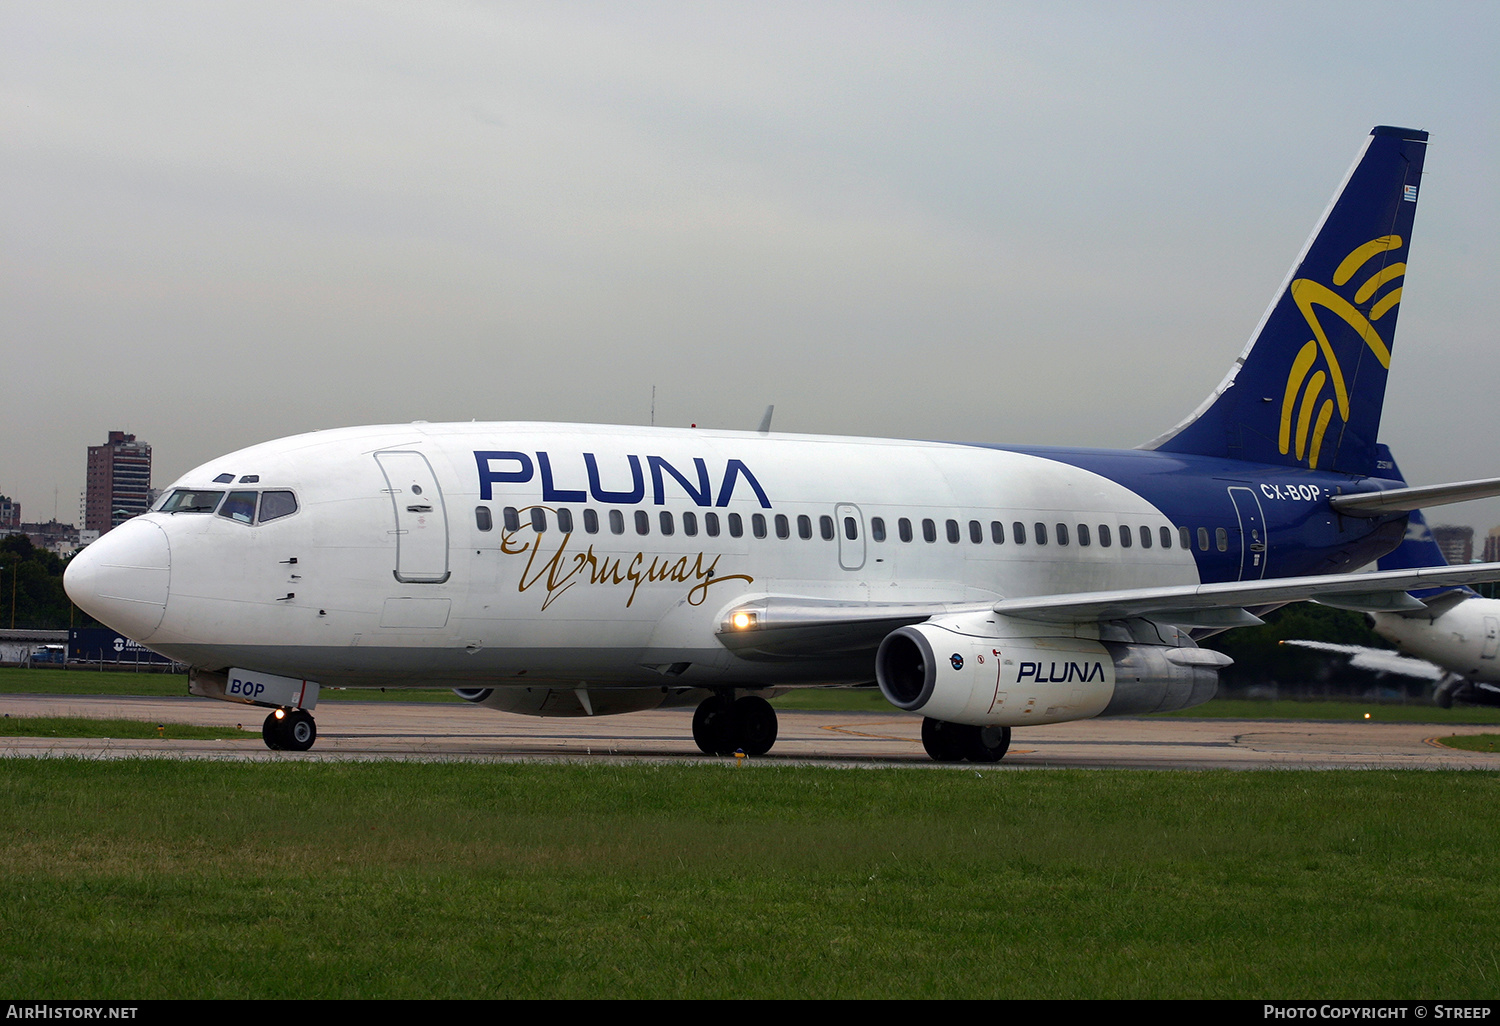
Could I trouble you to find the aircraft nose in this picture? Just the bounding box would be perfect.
[64,518,171,640]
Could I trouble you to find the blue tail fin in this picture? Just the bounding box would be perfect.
[1149,126,1428,476]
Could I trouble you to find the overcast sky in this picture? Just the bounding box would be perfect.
[4,2,1498,536]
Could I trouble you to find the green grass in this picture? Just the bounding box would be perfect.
[0,716,248,740]
[2,762,1498,999]
[1439,733,1500,753]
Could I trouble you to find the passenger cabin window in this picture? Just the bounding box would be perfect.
[728,513,743,538]
[1119,525,1132,548]
[820,515,835,541]
[682,511,698,536]
[1098,524,1111,547]
[475,506,493,532]
[945,519,960,544]
[1055,523,1068,546]
[1013,522,1026,545]
[898,518,913,543]
[1077,523,1090,546]
[609,510,625,535]
[503,507,521,532]
[557,508,574,533]
[775,514,790,539]
[752,514,767,539]
[1139,525,1151,549]
[1216,527,1229,552]
[871,517,886,542]
[583,509,599,534]
[922,519,937,543]
[705,512,721,537]
[531,507,547,532]
[1198,527,1210,551]
[659,511,674,536]
[1179,526,1191,550]
[797,515,812,540]
[635,510,650,535]
[969,520,982,544]
[218,491,257,524]
[1034,523,1047,546]
[1161,526,1174,549]
[844,516,858,541]
[991,521,1005,544]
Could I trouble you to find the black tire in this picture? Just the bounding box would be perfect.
[281,709,317,752]
[963,724,1011,763]
[920,717,968,763]
[261,711,284,751]
[733,695,778,756]
[692,695,739,756]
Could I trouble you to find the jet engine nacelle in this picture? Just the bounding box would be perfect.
[875,619,1224,726]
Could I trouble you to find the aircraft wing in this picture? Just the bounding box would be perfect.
[1278,639,1447,681]
[718,563,1500,657]
[715,598,987,660]
[990,563,1500,626]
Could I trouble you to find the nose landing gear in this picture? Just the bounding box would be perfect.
[261,708,318,752]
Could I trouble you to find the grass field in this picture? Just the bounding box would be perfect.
[2,761,1497,999]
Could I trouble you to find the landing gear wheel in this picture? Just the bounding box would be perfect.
[281,709,317,752]
[963,725,1011,764]
[733,695,779,756]
[693,695,739,756]
[261,712,284,751]
[921,717,968,763]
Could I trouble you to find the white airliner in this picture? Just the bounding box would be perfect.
[1285,511,1500,708]
[64,126,1500,759]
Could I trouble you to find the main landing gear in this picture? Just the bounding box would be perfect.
[692,694,779,757]
[921,717,1011,763]
[262,707,317,752]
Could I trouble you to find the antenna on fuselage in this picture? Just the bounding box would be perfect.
[651,385,656,426]
[757,405,774,433]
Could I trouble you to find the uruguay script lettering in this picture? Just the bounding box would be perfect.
[501,524,753,610]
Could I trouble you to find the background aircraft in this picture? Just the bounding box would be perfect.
[63,126,1500,759]
[1286,509,1500,707]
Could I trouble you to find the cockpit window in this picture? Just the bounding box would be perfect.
[218,491,258,524]
[258,491,298,523]
[160,489,225,514]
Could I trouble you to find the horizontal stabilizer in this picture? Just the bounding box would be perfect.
[1331,477,1500,515]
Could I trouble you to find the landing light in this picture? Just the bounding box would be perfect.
[273,708,286,720]
[731,611,758,631]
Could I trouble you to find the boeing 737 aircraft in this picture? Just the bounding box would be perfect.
[64,126,1500,760]
[1286,509,1500,707]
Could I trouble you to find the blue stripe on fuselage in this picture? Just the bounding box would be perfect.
[966,444,1409,584]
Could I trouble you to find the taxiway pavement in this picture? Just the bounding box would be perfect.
[2,692,1498,769]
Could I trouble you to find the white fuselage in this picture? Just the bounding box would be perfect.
[1373,599,1500,684]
